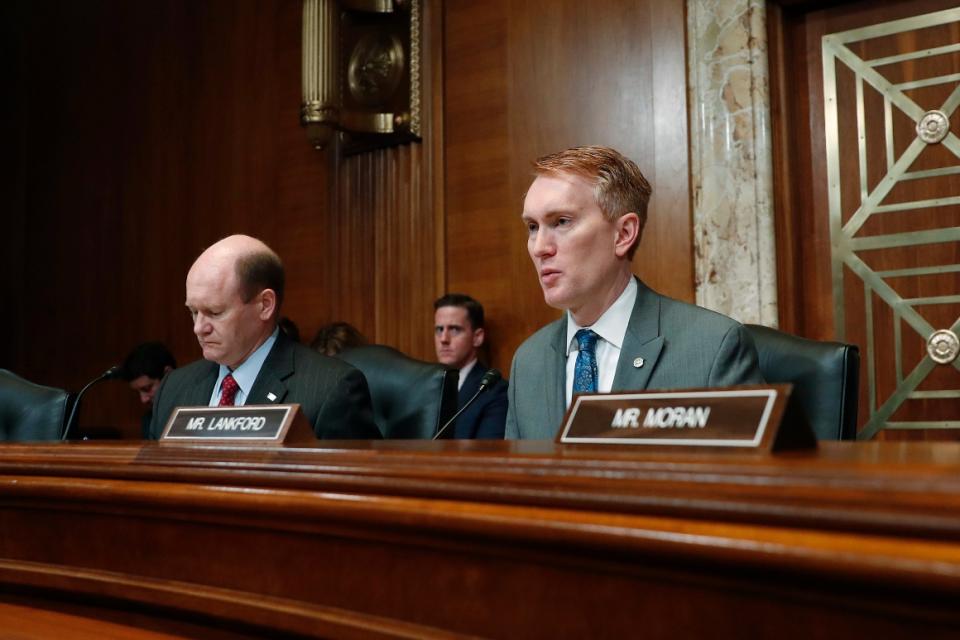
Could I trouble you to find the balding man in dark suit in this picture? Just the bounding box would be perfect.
[150,234,380,440]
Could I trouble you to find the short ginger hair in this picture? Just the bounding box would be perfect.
[532,145,652,258]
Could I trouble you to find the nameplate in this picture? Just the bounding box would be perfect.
[160,404,314,445]
[557,384,815,451]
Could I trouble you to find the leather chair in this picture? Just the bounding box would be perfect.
[744,325,860,440]
[338,345,459,439]
[0,369,72,441]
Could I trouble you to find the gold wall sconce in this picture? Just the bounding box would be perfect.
[301,0,421,153]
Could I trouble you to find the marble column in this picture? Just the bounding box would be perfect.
[687,0,778,326]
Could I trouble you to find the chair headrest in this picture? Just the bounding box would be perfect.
[744,325,860,441]
[337,345,458,438]
[0,369,71,441]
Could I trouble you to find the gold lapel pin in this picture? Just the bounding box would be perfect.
[633,357,644,368]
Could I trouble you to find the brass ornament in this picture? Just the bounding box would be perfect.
[927,329,960,365]
[301,101,338,124]
[822,7,960,436]
[300,0,421,151]
[348,33,405,107]
[916,109,950,144]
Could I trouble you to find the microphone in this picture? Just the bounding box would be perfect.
[433,369,501,440]
[62,365,123,441]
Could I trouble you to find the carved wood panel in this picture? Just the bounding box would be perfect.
[770,0,960,440]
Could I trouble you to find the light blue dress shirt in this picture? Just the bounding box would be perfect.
[208,328,279,406]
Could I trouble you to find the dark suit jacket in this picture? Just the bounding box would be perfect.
[505,278,764,439]
[149,333,380,440]
[454,363,508,439]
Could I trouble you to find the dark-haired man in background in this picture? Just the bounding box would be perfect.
[149,234,380,440]
[120,341,176,438]
[434,293,508,439]
[506,146,763,439]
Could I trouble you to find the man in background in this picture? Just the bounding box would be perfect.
[149,234,380,440]
[120,342,176,438]
[434,294,508,439]
[506,146,763,439]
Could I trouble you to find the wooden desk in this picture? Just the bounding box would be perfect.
[0,440,959,638]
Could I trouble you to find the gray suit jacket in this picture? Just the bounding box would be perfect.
[149,333,381,440]
[505,278,764,439]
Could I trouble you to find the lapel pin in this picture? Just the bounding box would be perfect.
[633,357,644,368]
[266,392,277,402]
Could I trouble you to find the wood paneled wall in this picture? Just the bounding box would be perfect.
[443,0,693,371]
[769,0,960,338]
[4,0,443,436]
[5,0,693,435]
[769,0,960,440]
[331,145,443,362]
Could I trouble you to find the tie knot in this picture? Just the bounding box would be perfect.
[575,329,598,354]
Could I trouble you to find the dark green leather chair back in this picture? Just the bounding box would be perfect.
[338,345,458,439]
[745,325,860,440]
[0,369,71,441]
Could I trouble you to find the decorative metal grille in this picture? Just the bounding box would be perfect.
[822,8,960,438]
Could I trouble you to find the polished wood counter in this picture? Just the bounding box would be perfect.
[1,440,959,638]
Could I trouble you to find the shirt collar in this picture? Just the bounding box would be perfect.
[217,328,279,399]
[565,277,637,355]
[458,357,478,391]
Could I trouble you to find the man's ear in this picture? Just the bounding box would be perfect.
[472,327,485,348]
[614,213,640,258]
[258,289,277,321]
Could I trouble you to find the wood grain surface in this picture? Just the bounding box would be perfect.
[443,0,693,372]
[0,440,959,638]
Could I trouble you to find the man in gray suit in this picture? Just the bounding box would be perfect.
[506,146,763,439]
[149,234,380,440]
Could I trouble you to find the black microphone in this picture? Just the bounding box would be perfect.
[433,369,501,440]
[62,365,123,441]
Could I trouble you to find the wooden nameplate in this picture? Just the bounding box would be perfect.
[160,403,314,445]
[556,384,816,452]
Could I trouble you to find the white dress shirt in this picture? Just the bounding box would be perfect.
[564,277,638,407]
[457,357,478,392]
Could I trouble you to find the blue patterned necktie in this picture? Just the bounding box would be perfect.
[573,329,599,394]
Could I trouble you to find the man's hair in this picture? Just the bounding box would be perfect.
[532,145,652,258]
[310,322,367,356]
[433,293,484,330]
[236,249,285,312]
[120,342,176,382]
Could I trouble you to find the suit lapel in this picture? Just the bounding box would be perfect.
[188,362,219,407]
[247,335,291,405]
[613,278,664,392]
[545,318,568,431]
[458,363,484,407]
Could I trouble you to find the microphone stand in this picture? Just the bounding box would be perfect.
[433,369,501,440]
[62,366,122,441]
